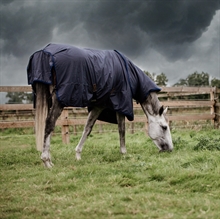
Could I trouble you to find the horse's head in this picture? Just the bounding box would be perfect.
[141,93,173,152]
[147,106,173,152]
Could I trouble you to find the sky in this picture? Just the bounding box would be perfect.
[0,0,220,88]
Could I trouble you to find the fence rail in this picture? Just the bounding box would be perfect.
[0,86,219,146]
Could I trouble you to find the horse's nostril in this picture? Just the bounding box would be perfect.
[159,144,172,152]
[161,144,167,150]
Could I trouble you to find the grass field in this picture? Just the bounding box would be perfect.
[0,128,220,219]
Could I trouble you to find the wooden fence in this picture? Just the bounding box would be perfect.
[0,86,219,147]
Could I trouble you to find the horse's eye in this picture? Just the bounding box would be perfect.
[161,125,167,131]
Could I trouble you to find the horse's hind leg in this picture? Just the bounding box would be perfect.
[116,112,127,154]
[41,96,63,168]
[75,107,103,160]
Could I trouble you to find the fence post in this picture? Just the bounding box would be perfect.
[144,121,148,135]
[214,100,219,129]
[210,88,215,127]
[167,95,173,129]
[99,124,103,133]
[73,125,77,135]
[130,122,134,134]
[214,88,220,129]
[61,108,70,144]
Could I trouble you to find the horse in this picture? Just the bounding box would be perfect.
[27,43,173,168]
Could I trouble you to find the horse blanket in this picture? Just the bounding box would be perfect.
[27,43,160,123]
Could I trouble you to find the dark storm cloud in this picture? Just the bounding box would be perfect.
[82,0,220,60]
[0,1,84,56]
[0,0,219,61]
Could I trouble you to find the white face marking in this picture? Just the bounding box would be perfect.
[147,110,173,152]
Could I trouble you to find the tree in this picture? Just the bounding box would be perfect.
[174,71,209,87]
[144,71,155,81]
[156,72,168,86]
[173,78,188,86]
[211,78,220,88]
[187,71,209,86]
[6,92,33,104]
[143,71,169,86]
[173,71,211,100]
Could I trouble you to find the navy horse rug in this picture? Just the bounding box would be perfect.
[27,43,160,123]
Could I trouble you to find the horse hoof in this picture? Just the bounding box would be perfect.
[76,152,81,161]
[44,160,54,168]
[120,148,127,154]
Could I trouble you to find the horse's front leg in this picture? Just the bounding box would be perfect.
[41,98,63,168]
[75,107,103,160]
[116,112,127,154]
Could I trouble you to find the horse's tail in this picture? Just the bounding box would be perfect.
[35,83,50,151]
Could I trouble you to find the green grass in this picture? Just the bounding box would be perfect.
[1,128,220,219]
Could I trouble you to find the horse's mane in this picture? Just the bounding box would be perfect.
[144,92,169,122]
[144,92,161,115]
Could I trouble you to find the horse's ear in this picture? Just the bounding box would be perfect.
[159,105,164,116]
[163,106,168,114]
[159,106,168,116]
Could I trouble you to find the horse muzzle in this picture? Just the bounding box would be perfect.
[159,143,173,152]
